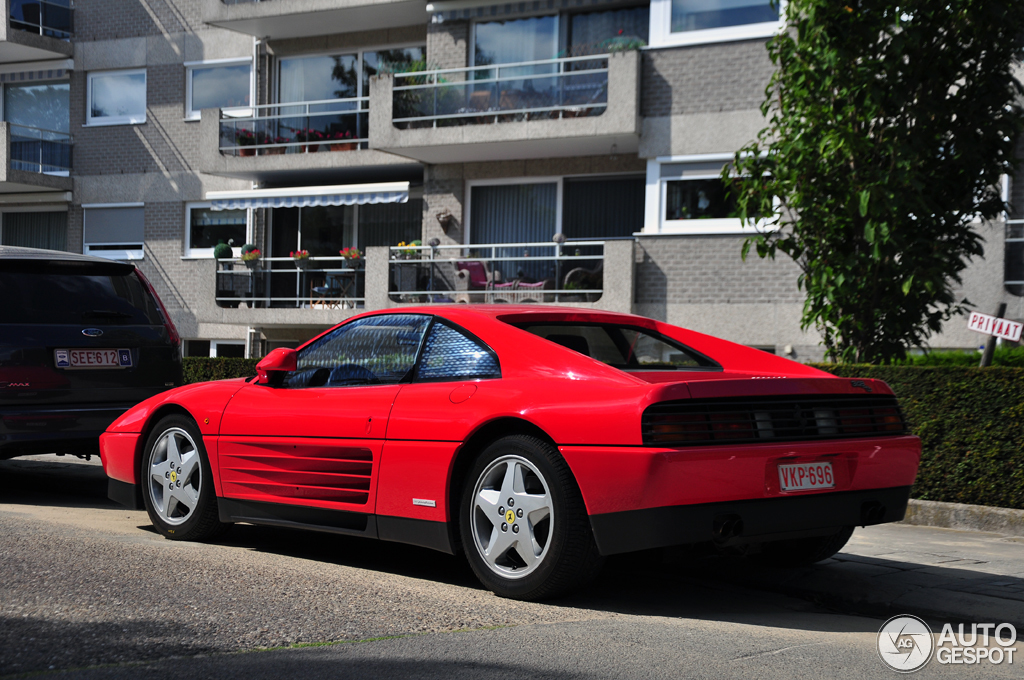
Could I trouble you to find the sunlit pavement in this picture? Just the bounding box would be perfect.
[2,455,1022,679]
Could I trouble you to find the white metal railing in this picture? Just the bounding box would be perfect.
[215,256,365,308]
[392,55,609,127]
[389,241,604,303]
[9,123,72,174]
[10,0,71,40]
[219,97,368,156]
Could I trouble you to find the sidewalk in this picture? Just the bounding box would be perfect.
[731,522,1024,626]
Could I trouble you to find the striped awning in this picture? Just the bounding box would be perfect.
[206,182,409,211]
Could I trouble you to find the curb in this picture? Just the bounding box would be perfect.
[902,499,1024,537]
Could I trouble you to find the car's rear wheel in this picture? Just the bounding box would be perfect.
[141,415,224,542]
[460,434,603,600]
[759,525,855,566]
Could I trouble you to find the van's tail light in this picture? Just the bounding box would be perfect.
[134,267,180,347]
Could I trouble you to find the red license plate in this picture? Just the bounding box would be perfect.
[778,462,834,491]
[55,348,133,369]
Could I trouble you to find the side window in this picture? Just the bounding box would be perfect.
[416,322,500,381]
[288,314,430,388]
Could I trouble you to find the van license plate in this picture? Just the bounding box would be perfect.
[55,349,132,369]
[778,462,834,491]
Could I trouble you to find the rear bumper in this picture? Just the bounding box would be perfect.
[0,403,133,458]
[590,485,911,555]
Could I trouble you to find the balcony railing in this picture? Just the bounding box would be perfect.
[219,97,368,157]
[392,55,609,128]
[215,256,365,308]
[389,241,604,303]
[10,0,71,39]
[10,124,71,174]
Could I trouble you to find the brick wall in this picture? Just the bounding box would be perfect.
[76,0,203,41]
[426,21,468,71]
[641,40,774,117]
[635,234,802,305]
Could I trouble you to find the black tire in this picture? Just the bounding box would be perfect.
[760,526,855,566]
[459,434,603,600]
[141,415,225,542]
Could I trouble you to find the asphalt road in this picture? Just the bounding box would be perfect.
[1,456,1019,679]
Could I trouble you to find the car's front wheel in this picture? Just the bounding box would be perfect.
[141,415,224,541]
[460,434,602,600]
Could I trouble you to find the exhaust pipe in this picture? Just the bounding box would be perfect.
[861,501,886,525]
[713,513,744,540]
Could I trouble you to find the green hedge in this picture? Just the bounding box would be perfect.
[182,357,259,384]
[895,346,1024,367]
[814,365,1024,509]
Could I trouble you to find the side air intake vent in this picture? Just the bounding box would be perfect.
[642,394,907,447]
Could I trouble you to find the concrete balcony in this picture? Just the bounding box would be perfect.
[200,105,419,184]
[1,0,72,63]
[0,122,72,197]
[202,0,427,41]
[370,51,640,164]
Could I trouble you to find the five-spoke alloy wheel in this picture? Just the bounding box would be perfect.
[142,415,224,541]
[460,435,603,600]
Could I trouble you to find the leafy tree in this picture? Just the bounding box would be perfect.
[727,0,1024,363]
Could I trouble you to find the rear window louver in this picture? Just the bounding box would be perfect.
[642,394,907,447]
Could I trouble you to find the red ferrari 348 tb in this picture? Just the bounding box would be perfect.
[101,307,921,600]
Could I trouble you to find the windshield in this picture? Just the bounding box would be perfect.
[514,323,718,370]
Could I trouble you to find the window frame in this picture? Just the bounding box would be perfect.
[184,201,250,259]
[643,156,775,235]
[648,0,785,49]
[82,202,145,261]
[86,69,147,127]
[184,58,254,121]
[412,317,502,383]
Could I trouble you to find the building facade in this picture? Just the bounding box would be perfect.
[1,0,1020,359]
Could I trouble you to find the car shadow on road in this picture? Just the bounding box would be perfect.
[0,457,116,510]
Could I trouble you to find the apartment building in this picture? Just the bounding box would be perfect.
[0,0,1019,359]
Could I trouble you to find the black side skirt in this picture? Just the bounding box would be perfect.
[217,498,454,555]
[108,479,143,510]
[589,486,912,556]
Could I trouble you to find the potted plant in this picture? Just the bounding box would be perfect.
[291,249,310,269]
[235,129,257,156]
[394,240,422,260]
[329,130,358,152]
[263,136,288,155]
[295,129,324,153]
[241,244,261,270]
[213,240,233,268]
[339,246,362,268]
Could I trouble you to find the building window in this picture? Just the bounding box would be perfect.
[83,204,144,260]
[276,46,423,145]
[186,60,252,120]
[186,203,248,258]
[1,211,67,250]
[649,0,783,48]
[87,69,146,126]
[644,157,766,235]
[4,81,71,174]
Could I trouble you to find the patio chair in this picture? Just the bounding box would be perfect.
[455,260,503,303]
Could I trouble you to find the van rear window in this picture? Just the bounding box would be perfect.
[0,264,162,325]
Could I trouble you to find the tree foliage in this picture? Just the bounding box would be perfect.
[728,0,1024,363]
